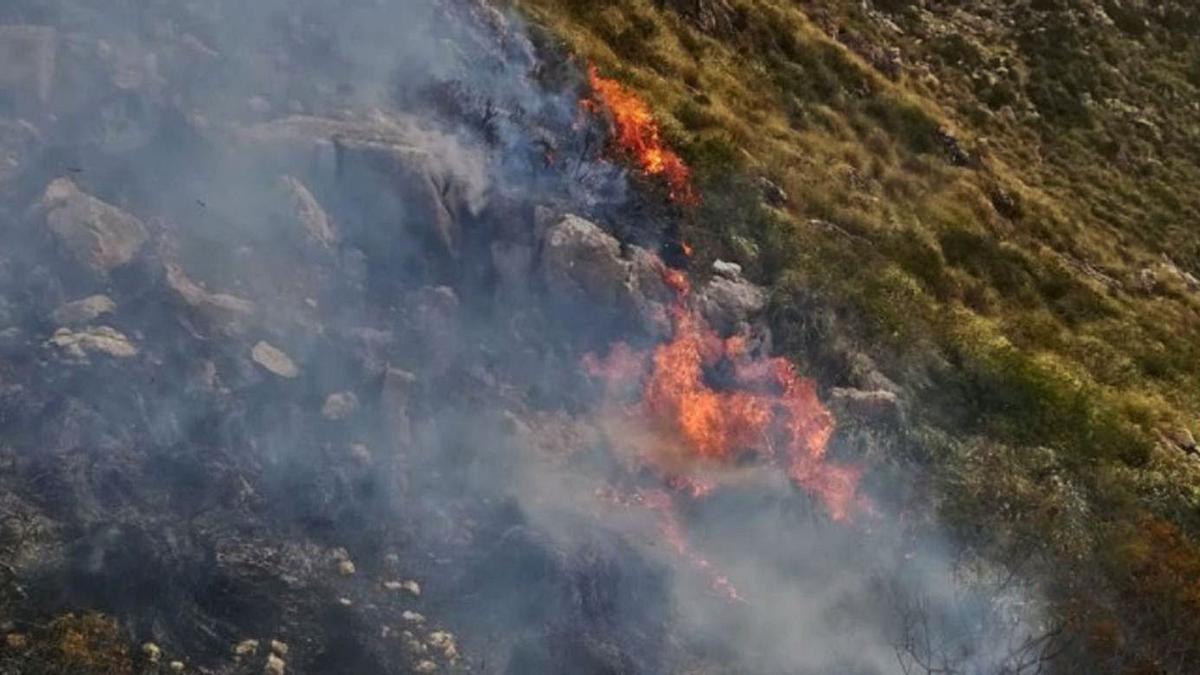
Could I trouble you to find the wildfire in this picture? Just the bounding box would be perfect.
[584,65,698,205]
[584,269,863,522]
[584,261,864,601]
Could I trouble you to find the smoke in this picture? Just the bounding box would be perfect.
[0,0,1052,673]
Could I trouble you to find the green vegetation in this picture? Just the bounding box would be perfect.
[518,0,1200,670]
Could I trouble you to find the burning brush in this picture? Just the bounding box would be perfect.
[584,65,699,206]
[584,263,866,600]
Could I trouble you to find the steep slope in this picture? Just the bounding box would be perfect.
[517,0,1200,671]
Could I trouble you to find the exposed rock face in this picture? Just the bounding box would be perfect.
[40,179,148,274]
[0,26,57,103]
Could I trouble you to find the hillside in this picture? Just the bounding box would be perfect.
[0,0,1198,673]
[517,0,1200,671]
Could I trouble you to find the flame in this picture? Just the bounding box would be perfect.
[583,259,865,605]
[585,65,698,205]
[584,265,864,521]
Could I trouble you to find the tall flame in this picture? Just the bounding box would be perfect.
[585,65,698,205]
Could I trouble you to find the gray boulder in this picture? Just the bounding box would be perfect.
[40,178,148,274]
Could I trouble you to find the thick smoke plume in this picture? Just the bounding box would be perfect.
[0,0,1054,673]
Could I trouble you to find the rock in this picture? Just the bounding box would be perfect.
[233,639,260,657]
[935,127,971,167]
[52,295,116,326]
[694,267,768,333]
[712,260,743,279]
[337,559,356,576]
[539,214,674,334]
[755,177,789,207]
[0,26,57,103]
[349,443,373,464]
[241,115,485,261]
[40,179,148,273]
[402,610,426,626]
[1165,428,1198,456]
[279,176,337,247]
[829,387,901,422]
[48,326,137,359]
[169,661,185,672]
[269,640,289,657]
[384,579,421,597]
[401,630,426,655]
[5,633,27,650]
[414,660,438,673]
[164,263,255,329]
[264,653,286,675]
[251,341,299,379]
[322,392,359,421]
[141,642,162,663]
[428,631,459,663]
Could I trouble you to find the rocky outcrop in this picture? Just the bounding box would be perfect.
[39,179,148,274]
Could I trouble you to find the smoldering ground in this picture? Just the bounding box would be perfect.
[0,1,1052,673]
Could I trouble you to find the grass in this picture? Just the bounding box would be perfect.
[516,0,1200,670]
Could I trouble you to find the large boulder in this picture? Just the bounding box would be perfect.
[240,115,486,261]
[693,260,768,333]
[39,179,148,274]
[538,214,672,335]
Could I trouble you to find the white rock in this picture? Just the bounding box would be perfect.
[252,341,299,378]
[322,392,359,421]
[48,326,137,359]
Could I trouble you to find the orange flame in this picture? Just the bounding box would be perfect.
[584,267,863,522]
[585,65,698,205]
